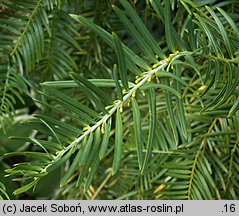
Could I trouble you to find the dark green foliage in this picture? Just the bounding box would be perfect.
[0,0,239,200]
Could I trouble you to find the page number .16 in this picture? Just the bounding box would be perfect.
[223,204,236,213]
